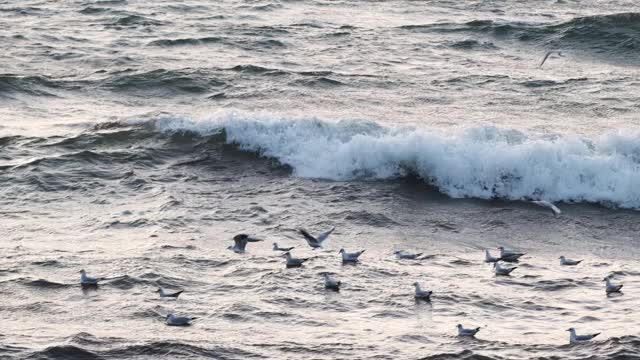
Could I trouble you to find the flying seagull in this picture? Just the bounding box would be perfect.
[567,327,600,344]
[532,200,561,215]
[539,50,563,68]
[273,242,295,252]
[228,234,263,253]
[559,256,582,266]
[156,288,184,298]
[299,227,335,249]
[457,324,480,337]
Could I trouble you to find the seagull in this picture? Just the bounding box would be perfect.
[559,256,582,266]
[166,312,196,326]
[498,247,525,262]
[567,327,600,344]
[395,250,423,260]
[299,227,335,249]
[79,269,99,286]
[531,200,561,215]
[339,248,365,262]
[484,249,501,263]
[457,324,480,337]
[156,288,184,298]
[494,262,517,276]
[603,277,623,295]
[413,282,432,301]
[273,242,295,252]
[227,234,263,253]
[283,252,309,268]
[323,273,341,291]
[539,50,563,68]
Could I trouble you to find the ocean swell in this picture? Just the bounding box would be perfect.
[151,115,640,209]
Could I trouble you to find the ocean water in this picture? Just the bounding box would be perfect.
[1,1,640,359]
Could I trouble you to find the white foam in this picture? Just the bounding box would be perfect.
[151,114,640,209]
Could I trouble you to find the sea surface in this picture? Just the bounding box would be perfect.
[1,1,640,359]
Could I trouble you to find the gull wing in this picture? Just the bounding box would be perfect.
[299,229,318,245]
[316,227,335,243]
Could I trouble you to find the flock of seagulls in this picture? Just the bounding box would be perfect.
[76,201,626,344]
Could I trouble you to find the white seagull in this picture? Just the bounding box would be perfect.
[559,256,582,266]
[156,288,184,298]
[227,234,263,253]
[494,262,517,276]
[567,327,600,344]
[413,282,432,301]
[457,324,480,337]
[79,269,99,286]
[298,227,335,249]
[498,247,525,262]
[272,242,295,252]
[323,273,341,291]
[484,249,501,263]
[531,200,561,215]
[603,277,623,295]
[339,248,365,262]
[166,312,196,326]
[395,250,423,260]
[283,252,309,268]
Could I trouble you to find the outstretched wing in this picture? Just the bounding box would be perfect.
[316,227,335,243]
[299,229,318,244]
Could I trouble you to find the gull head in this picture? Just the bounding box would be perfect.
[559,256,566,260]
[394,250,402,254]
[273,242,278,246]
[338,248,345,254]
[233,234,248,241]
[456,324,462,329]
[155,288,162,293]
[413,282,419,287]
[79,269,86,274]
[497,246,505,251]
[566,327,575,332]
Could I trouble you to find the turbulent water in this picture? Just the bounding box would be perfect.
[2,1,640,359]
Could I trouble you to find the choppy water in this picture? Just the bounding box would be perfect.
[2,1,640,359]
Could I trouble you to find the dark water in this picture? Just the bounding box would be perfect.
[2,1,640,359]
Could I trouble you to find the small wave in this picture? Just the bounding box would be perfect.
[148,36,223,47]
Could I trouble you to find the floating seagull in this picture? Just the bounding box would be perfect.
[457,324,480,337]
[559,256,582,266]
[498,247,525,262]
[273,242,295,252]
[603,277,623,295]
[494,262,517,276]
[283,252,309,268]
[531,200,561,215]
[539,50,563,68]
[339,248,365,262]
[413,282,432,301]
[227,234,262,253]
[395,250,423,260]
[79,269,99,286]
[166,312,196,326]
[484,249,501,263]
[567,327,600,344]
[299,227,335,249]
[323,273,341,291]
[156,288,184,299]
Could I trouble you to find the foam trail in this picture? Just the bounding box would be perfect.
[152,115,640,209]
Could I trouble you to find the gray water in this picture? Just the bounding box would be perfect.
[1,1,640,359]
